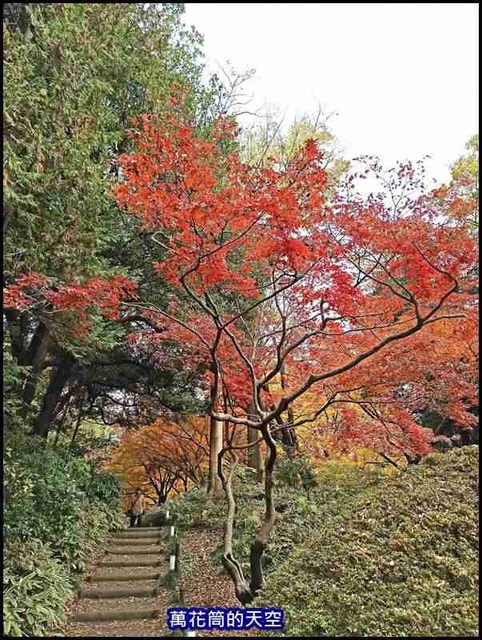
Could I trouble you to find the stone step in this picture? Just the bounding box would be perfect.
[79,586,160,599]
[88,571,162,582]
[66,620,164,636]
[114,533,164,540]
[71,607,162,623]
[108,537,162,545]
[116,527,163,535]
[98,558,163,568]
[106,548,162,556]
[89,564,165,578]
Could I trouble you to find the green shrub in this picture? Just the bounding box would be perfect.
[4,435,123,568]
[166,486,228,528]
[227,461,386,579]
[165,462,385,581]
[3,434,124,635]
[3,539,73,637]
[256,447,479,637]
[276,456,318,494]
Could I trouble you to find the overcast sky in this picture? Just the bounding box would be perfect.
[184,3,478,185]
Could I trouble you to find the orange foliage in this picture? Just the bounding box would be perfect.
[115,111,477,462]
[105,415,209,505]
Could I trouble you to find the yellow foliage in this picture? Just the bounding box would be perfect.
[104,415,209,506]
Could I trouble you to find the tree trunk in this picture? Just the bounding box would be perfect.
[4,3,31,36]
[218,423,278,605]
[207,414,223,498]
[247,401,263,482]
[247,426,263,482]
[54,393,72,445]
[249,425,277,596]
[207,382,224,498]
[70,399,85,447]
[20,323,52,417]
[4,308,25,360]
[219,445,253,604]
[404,452,422,465]
[33,358,74,438]
[280,364,298,458]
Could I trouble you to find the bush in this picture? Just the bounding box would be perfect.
[227,461,387,579]
[165,486,228,528]
[4,434,123,570]
[256,447,479,637]
[3,539,73,637]
[3,434,124,635]
[165,461,386,581]
[276,456,318,494]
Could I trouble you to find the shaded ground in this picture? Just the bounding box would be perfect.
[180,526,263,637]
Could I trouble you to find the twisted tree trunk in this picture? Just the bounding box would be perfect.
[218,445,253,604]
[218,422,278,604]
[249,424,277,595]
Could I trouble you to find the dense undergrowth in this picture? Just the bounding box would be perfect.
[167,447,479,637]
[168,456,392,576]
[3,434,124,637]
[259,447,479,637]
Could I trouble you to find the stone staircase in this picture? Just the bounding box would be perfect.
[64,527,170,637]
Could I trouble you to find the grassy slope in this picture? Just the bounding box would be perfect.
[256,447,479,637]
[167,447,478,636]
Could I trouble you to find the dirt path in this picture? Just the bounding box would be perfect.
[180,526,261,637]
[59,527,171,637]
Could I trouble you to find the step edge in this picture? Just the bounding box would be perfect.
[89,574,161,582]
[79,588,158,599]
[70,608,161,623]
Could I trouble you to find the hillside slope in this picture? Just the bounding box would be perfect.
[256,447,479,637]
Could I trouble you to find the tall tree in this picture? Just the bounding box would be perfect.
[433,134,478,231]
[3,3,232,437]
[114,113,476,603]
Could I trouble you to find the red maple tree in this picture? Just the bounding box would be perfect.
[4,273,137,339]
[114,112,477,602]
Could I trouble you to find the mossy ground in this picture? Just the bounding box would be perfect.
[256,447,479,637]
[167,448,478,637]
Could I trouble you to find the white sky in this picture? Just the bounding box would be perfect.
[184,3,478,185]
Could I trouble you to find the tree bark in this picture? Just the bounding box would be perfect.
[218,422,278,605]
[247,401,263,482]
[280,363,298,458]
[20,323,52,417]
[70,397,86,446]
[219,445,253,604]
[249,425,277,596]
[207,414,223,498]
[33,358,74,438]
[207,384,223,498]
[247,426,263,482]
[54,393,72,445]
